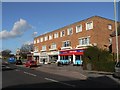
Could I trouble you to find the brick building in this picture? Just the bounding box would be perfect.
[112,35,120,54]
[33,16,117,64]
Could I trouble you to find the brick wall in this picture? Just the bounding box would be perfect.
[34,16,115,52]
[112,35,120,54]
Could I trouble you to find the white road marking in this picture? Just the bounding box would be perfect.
[6,66,10,68]
[15,69,20,71]
[24,71,37,77]
[44,78,59,82]
[44,78,76,87]
[79,73,87,79]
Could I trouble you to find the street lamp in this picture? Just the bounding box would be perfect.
[32,32,37,61]
[114,0,119,63]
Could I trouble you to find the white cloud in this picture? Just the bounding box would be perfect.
[33,32,38,35]
[24,41,33,45]
[0,18,32,39]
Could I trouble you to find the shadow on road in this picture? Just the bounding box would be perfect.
[2,66,17,71]
[2,75,120,89]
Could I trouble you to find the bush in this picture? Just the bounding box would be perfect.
[92,61,115,72]
[83,46,115,72]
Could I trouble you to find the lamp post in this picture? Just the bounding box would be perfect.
[32,32,37,61]
[114,0,119,63]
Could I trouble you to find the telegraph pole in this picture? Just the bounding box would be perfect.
[114,0,119,63]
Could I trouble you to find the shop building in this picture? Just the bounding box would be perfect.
[34,16,116,64]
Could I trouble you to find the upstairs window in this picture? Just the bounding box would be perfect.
[40,37,43,42]
[34,40,36,44]
[60,30,65,37]
[42,45,46,51]
[79,37,90,45]
[67,28,73,35]
[86,21,93,30]
[108,24,112,30]
[109,38,112,44]
[63,41,71,47]
[54,32,59,38]
[49,34,53,40]
[76,25,82,33]
[51,43,56,49]
[37,39,39,43]
[44,36,48,41]
[34,47,38,52]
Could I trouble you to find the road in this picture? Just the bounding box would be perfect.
[2,64,120,89]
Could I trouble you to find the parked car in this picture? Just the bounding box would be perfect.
[8,57,16,64]
[25,60,37,68]
[2,61,8,65]
[113,61,120,78]
[57,59,70,66]
[16,60,23,65]
[73,60,83,66]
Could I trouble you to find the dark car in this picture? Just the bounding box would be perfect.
[113,62,120,78]
[25,60,37,68]
[16,60,23,65]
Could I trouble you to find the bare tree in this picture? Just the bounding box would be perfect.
[1,49,12,59]
[20,43,33,59]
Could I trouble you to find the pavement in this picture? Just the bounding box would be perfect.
[34,63,115,79]
[35,63,88,80]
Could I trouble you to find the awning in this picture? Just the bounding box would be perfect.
[59,53,73,56]
[59,52,83,56]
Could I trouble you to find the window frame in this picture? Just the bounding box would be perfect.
[62,40,71,47]
[60,30,65,37]
[86,21,93,30]
[76,24,82,33]
[67,28,73,35]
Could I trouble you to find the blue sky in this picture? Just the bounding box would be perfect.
[1,2,118,54]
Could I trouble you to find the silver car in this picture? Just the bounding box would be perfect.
[113,62,120,78]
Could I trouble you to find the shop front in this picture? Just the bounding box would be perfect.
[39,52,49,64]
[33,52,40,64]
[47,51,59,63]
[59,49,84,65]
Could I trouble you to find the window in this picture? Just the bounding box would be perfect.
[42,45,46,51]
[109,38,112,44]
[49,34,52,40]
[76,25,82,33]
[63,41,71,47]
[51,43,56,49]
[60,30,65,37]
[44,36,48,41]
[34,47,38,52]
[37,39,39,43]
[79,37,90,45]
[40,37,43,42]
[54,33,58,38]
[108,24,112,30]
[34,40,36,44]
[86,21,93,30]
[67,28,73,35]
